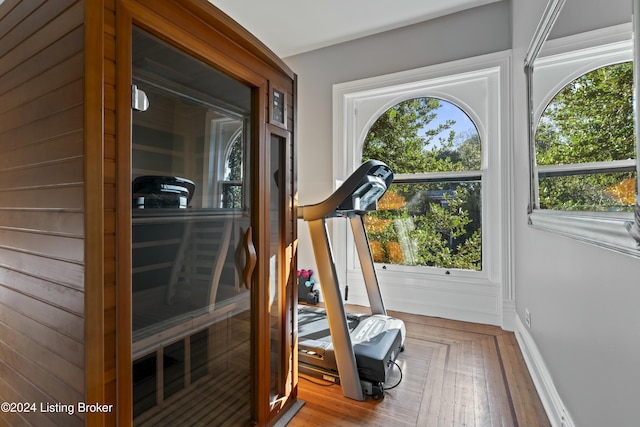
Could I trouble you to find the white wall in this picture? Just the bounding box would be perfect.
[512,0,640,426]
[285,0,511,281]
[287,0,640,425]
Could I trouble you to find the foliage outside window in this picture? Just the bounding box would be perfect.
[362,98,483,271]
[535,62,637,211]
[221,133,243,208]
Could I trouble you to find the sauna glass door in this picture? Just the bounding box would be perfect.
[130,28,254,425]
[267,125,295,417]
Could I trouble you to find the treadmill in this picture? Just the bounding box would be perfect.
[298,160,406,401]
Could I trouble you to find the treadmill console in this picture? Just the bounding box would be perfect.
[298,159,406,401]
[301,160,393,220]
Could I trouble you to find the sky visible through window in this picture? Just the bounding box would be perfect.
[425,100,476,147]
[363,97,482,270]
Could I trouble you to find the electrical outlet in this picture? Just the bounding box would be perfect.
[525,309,531,328]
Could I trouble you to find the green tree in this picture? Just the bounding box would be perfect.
[362,98,482,270]
[535,61,636,210]
[222,133,243,208]
[365,98,458,173]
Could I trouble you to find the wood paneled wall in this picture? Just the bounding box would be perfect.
[0,0,86,426]
[102,0,118,425]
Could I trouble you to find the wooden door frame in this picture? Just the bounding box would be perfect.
[84,2,106,426]
[114,1,292,425]
[265,123,296,408]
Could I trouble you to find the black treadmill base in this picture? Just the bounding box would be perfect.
[299,362,385,400]
[298,306,405,386]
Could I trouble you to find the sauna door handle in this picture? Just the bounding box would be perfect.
[236,226,257,289]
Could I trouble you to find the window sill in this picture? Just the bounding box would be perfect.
[528,209,640,258]
[346,266,497,292]
[366,263,486,280]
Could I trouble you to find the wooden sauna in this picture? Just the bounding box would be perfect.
[0,0,298,425]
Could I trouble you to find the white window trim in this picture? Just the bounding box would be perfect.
[210,118,243,208]
[529,23,640,258]
[332,51,513,326]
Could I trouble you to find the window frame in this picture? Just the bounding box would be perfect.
[210,119,246,209]
[527,23,640,258]
[219,126,244,208]
[332,51,511,289]
[362,96,485,272]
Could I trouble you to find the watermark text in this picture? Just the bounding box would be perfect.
[1,402,113,416]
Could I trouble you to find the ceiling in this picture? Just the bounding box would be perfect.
[209,0,502,58]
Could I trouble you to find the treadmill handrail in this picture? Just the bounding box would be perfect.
[299,159,403,401]
[301,160,393,221]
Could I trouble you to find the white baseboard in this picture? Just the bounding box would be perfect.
[501,299,516,331]
[513,315,575,427]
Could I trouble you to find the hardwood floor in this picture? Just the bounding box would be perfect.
[289,310,550,427]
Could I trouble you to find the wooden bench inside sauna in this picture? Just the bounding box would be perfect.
[130,176,252,420]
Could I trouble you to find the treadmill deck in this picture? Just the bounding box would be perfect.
[298,306,405,386]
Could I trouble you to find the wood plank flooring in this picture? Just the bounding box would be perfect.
[132,310,252,427]
[289,310,550,427]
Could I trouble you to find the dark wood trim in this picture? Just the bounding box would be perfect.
[291,74,299,401]
[103,1,118,424]
[165,0,295,80]
[84,1,106,426]
[252,79,270,425]
[115,2,133,424]
[120,0,269,89]
[266,123,298,423]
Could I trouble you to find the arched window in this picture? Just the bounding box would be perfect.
[534,61,636,212]
[220,131,243,208]
[332,55,508,323]
[362,97,483,271]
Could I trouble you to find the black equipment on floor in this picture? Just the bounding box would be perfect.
[298,160,406,401]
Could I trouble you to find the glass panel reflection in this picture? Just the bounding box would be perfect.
[269,134,284,403]
[131,28,252,425]
[539,171,636,211]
